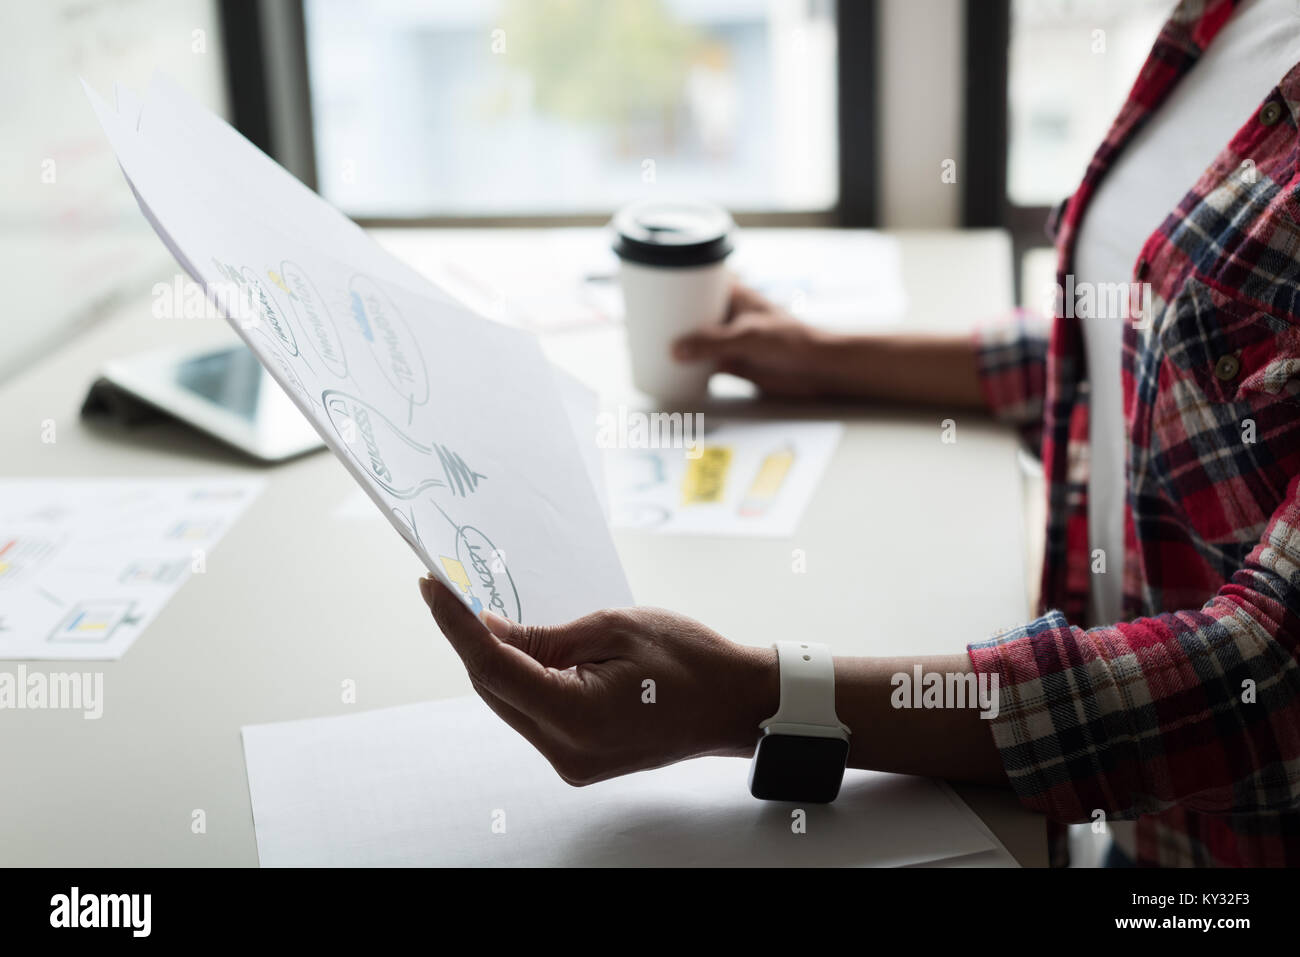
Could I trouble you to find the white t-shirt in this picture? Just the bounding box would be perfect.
[1072,0,1300,626]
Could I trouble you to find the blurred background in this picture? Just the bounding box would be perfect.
[1,0,1175,383]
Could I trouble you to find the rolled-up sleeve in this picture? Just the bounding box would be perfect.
[968,474,1300,823]
[972,309,1049,457]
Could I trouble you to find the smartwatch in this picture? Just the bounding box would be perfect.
[748,641,850,803]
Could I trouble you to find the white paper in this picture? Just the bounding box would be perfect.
[242,696,1001,867]
[84,77,633,624]
[338,365,609,522]
[733,229,908,332]
[604,420,842,537]
[0,478,262,660]
[376,228,908,333]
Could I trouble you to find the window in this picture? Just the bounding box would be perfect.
[302,0,840,219]
[1007,0,1170,206]
[964,0,1171,299]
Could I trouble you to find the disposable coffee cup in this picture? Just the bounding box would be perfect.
[611,199,734,400]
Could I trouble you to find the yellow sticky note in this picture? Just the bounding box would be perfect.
[681,446,732,505]
[439,556,473,594]
[740,447,795,516]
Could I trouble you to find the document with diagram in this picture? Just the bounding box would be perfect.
[604,419,842,537]
[84,75,632,625]
[0,478,262,660]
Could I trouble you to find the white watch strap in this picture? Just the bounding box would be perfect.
[760,641,849,735]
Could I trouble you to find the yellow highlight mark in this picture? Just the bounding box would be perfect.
[741,447,795,515]
[439,556,473,594]
[267,270,292,295]
[681,446,733,505]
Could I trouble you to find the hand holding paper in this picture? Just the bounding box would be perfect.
[418,575,776,783]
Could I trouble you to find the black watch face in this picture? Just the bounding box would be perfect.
[748,733,849,804]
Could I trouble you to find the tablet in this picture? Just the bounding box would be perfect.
[98,344,325,462]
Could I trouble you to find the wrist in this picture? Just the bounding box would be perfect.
[717,643,780,757]
[806,329,878,398]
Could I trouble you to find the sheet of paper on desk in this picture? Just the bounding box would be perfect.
[377,228,907,333]
[241,696,1011,867]
[734,230,908,332]
[84,76,632,624]
[0,478,262,660]
[604,420,842,537]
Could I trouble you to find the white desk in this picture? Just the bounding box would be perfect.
[0,228,1045,867]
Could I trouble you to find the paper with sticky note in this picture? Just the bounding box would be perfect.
[84,75,632,624]
[604,420,842,537]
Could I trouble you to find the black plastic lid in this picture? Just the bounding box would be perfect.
[610,200,734,267]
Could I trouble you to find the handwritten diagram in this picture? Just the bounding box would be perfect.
[391,500,521,622]
[275,260,348,379]
[224,256,513,614]
[348,274,429,420]
[322,390,487,500]
[86,75,635,627]
[224,251,522,621]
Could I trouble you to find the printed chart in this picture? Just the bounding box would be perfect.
[0,478,263,660]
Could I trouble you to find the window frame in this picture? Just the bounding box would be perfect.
[222,0,880,228]
[962,0,1054,290]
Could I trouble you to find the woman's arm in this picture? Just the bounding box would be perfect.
[834,654,1008,785]
[671,283,1051,458]
[969,474,1300,822]
[419,577,1007,789]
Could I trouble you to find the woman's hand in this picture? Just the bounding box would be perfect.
[419,576,777,786]
[671,281,988,408]
[671,283,841,398]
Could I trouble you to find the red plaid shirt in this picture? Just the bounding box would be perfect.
[967,0,1300,866]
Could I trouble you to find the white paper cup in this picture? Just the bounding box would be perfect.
[611,200,734,401]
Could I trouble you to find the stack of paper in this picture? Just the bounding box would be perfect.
[242,696,1013,867]
[85,75,632,624]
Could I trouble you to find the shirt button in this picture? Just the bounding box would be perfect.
[1260,101,1283,126]
[1214,354,1241,380]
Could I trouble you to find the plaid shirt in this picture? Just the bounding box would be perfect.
[967,0,1300,866]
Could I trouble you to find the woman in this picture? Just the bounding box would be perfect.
[423,0,1300,867]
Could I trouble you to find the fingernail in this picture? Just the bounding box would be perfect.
[480,610,512,638]
[418,576,436,606]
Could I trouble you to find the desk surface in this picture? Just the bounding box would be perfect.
[0,228,1045,867]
